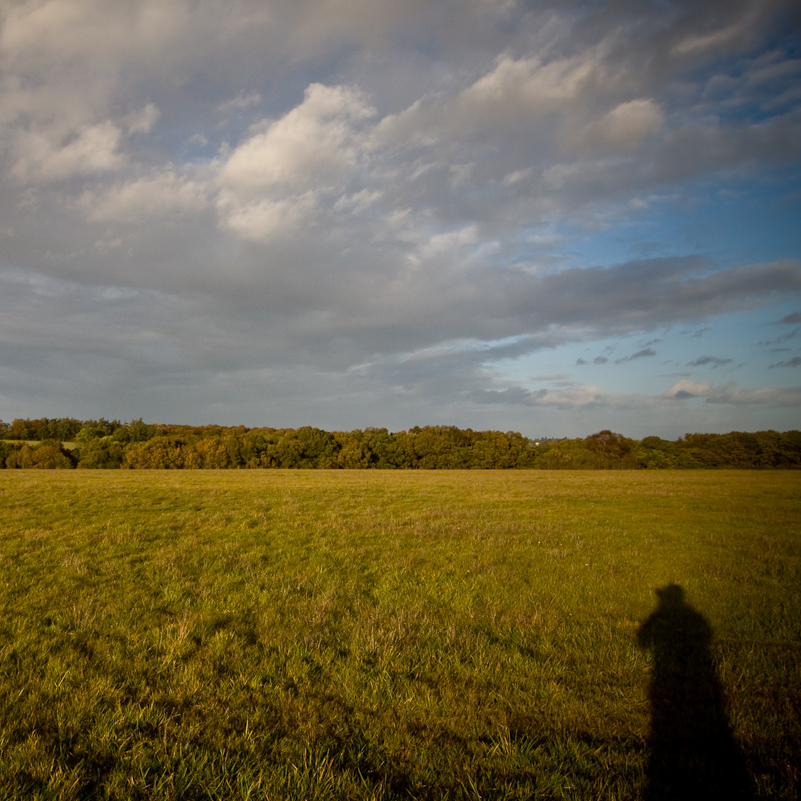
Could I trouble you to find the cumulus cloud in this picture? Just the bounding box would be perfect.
[80,171,208,223]
[527,385,611,409]
[220,84,375,198]
[10,122,124,182]
[216,83,376,240]
[219,192,319,242]
[665,379,715,399]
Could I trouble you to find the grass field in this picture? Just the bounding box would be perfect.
[0,470,799,799]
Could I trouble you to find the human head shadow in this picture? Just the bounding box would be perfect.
[638,584,753,800]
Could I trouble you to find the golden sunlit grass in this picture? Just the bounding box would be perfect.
[1,470,799,799]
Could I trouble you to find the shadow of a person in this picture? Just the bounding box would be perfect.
[638,584,753,800]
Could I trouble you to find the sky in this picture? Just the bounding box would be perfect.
[1,0,800,440]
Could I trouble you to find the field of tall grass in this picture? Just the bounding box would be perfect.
[0,470,799,799]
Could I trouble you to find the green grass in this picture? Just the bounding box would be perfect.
[0,470,799,799]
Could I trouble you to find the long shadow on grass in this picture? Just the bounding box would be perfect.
[638,584,753,801]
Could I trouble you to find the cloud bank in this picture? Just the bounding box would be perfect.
[1,0,800,437]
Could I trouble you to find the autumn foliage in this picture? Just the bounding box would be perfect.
[1,418,800,469]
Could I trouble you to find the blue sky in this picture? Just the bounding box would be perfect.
[0,0,800,439]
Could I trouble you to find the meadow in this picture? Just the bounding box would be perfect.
[0,470,798,799]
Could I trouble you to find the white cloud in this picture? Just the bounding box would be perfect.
[472,381,667,411]
[573,98,665,153]
[220,84,375,199]
[474,376,801,414]
[465,52,601,114]
[670,14,756,58]
[423,225,479,258]
[529,384,610,408]
[0,1,184,130]
[376,49,610,148]
[332,188,382,214]
[10,121,123,182]
[125,103,160,135]
[80,171,208,223]
[503,168,531,186]
[664,379,715,399]
[0,1,186,71]
[707,384,801,405]
[665,379,801,406]
[218,192,319,241]
[215,83,378,240]
[217,91,262,114]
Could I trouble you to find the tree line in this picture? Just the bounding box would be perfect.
[1,418,800,470]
